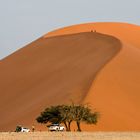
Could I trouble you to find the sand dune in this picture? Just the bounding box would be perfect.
[0,31,121,131]
[0,22,140,131]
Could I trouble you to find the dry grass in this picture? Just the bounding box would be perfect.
[0,132,140,140]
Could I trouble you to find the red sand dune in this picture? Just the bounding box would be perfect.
[0,22,140,131]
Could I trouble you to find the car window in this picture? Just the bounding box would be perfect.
[52,124,59,126]
[23,128,28,129]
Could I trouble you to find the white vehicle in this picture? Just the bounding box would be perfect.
[48,124,65,131]
[21,127,30,132]
[15,125,30,132]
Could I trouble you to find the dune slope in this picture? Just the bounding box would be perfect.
[0,32,121,131]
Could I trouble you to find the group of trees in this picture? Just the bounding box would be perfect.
[36,104,99,131]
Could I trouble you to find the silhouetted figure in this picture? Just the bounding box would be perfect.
[91,29,97,32]
[32,125,35,132]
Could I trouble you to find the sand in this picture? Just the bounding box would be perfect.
[0,22,140,131]
[0,132,140,140]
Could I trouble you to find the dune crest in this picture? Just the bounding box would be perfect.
[45,22,140,47]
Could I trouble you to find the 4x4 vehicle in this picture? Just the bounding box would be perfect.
[21,127,30,132]
[47,124,65,131]
[15,125,30,132]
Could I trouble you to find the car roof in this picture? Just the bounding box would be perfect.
[22,127,29,129]
[47,124,60,127]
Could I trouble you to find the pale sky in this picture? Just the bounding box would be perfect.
[0,0,140,59]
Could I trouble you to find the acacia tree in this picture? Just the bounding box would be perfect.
[59,105,75,131]
[36,104,99,131]
[36,105,74,131]
[36,106,62,124]
[72,104,99,131]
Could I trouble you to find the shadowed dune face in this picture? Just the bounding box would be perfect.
[0,32,122,131]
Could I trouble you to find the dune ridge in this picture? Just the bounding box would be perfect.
[45,22,140,47]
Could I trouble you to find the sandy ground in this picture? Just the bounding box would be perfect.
[0,132,140,140]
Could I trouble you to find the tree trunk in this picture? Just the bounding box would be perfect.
[76,121,81,131]
[64,121,68,131]
[68,121,72,131]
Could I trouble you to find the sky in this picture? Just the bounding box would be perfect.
[0,0,140,59]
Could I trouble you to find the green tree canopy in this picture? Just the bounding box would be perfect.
[36,104,99,131]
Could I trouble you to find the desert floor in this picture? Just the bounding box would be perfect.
[0,132,140,140]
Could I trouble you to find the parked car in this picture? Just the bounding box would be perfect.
[47,124,65,131]
[20,127,30,132]
[15,125,30,132]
